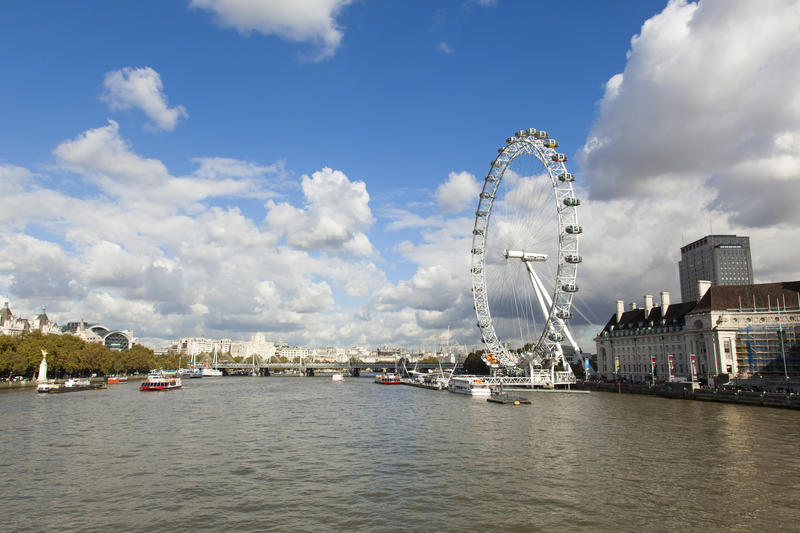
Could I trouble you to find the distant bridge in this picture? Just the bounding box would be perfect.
[211,361,458,377]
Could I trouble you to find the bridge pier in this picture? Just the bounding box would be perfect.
[350,367,360,377]
[305,367,315,377]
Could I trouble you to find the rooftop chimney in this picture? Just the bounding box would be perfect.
[644,295,653,315]
[697,280,712,302]
[660,291,670,316]
[616,300,624,322]
[630,302,638,310]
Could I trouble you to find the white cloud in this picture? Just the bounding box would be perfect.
[580,0,800,206]
[54,120,169,189]
[52,121,276,208]
[101,67,187,131]
[574,0,800,335]
[191,0,352,60]
[435,171,480,214]
[0,164,34,195]
[381,207,443,231]
[437,41,453,54]
[265,167,375,255]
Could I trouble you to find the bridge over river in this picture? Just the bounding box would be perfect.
[211,361,459,377]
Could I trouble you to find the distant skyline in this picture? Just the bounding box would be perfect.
[2,0,799,350]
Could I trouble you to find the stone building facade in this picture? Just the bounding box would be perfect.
[595,281,800,384]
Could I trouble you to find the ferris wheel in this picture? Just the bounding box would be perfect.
[471,128,582,374]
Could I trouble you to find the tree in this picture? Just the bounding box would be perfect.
[154,351,180,370]
[120,345,156,373]
[79,342,114,375]
[463,351,490,375]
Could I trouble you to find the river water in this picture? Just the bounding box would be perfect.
[1,376,799,532]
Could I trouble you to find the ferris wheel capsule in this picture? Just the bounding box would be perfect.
[551,153,568,162]
[541,139,559,148]
[533,130,549,139]
[565,225,583,234]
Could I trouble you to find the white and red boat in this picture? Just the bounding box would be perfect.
[374,373,402,384]
[107,375,128,384]
[140,372,182,391]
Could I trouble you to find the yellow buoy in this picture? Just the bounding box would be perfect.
[514,401,520,405]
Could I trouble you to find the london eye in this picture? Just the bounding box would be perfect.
[471,128,582,378]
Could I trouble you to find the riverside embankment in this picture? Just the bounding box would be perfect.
[575,380,800,409]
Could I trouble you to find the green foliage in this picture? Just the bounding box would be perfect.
[0,333,158,377]
[463,351,489,375]
[154,351,179,370]
[419,356,441,364]
[120,344,156,373]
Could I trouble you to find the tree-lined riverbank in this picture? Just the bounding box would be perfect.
[0,332,178,379]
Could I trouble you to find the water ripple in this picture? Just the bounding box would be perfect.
[2,379,800,531]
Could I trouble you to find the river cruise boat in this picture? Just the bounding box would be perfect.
[201,367,223,377]
[448,376,492,396]
[140,373,182,391]
[107,375,128,384]
[331,373,344,382]
[374,373,402,384]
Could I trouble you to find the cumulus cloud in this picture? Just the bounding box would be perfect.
[0,116,397,348]
[190,0,352,60]
[435,171,480,214]
[101,67,187,131]
[53,121,275,208]
[573,0,800,344]
[54,120,169,189]
[265,167,375,255]
[580,0,800,210]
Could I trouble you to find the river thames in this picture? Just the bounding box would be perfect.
[2,376,799,532]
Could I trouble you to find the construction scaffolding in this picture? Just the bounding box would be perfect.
[736,324,799,378]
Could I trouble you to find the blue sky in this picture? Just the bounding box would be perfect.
[2,0,799,351]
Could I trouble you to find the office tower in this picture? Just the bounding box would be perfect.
[679,235,753,302]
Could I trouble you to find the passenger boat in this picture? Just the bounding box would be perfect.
[448,376,492,396]
[38,378,106,393]
[140,373,182,391]
[331,373,344,382]
[178,367,203,378]
[36,382,56,393]
[201,367,223,377]
[374,373,402,384]
[402,371,448,390]
[107,375,128,384]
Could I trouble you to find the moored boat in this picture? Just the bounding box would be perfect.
[331,373,344,382]
[38,378,106,394]
[201,367,223,377]
[107,375,128,384]
[448,376,492,396]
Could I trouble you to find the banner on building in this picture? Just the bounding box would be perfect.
[689,353,697,381]
[651,356,656,376]
[668,354,674,382]
[614,356,620,375]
